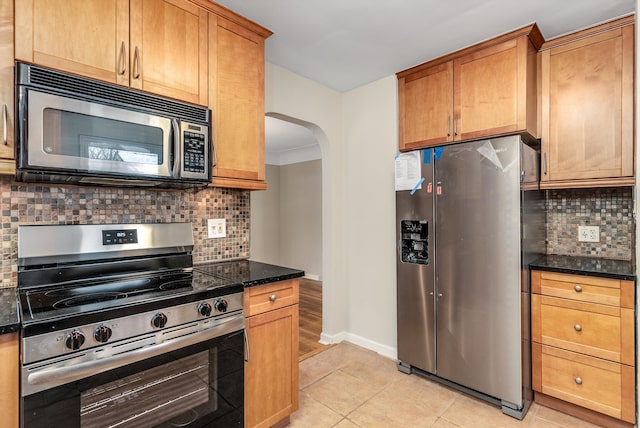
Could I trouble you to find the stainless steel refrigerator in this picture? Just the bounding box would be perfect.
[395,135,544,419]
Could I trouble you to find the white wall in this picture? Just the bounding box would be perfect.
[279,160,323,279]
[264,63,350,340]
[343,76,398,357]
[250,164,281,265]
[264,63,399,358]
[251,160,323,279]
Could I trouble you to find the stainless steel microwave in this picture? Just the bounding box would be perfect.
[16,62,213,188]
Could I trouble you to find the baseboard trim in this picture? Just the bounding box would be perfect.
[319,331,397,360]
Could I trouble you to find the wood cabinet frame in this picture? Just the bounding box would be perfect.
[539,15,634,189]
[397,23,543,151]
[531,270,635,425]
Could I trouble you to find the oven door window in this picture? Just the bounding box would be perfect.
[27,90,173,178]
[22,331,244,428]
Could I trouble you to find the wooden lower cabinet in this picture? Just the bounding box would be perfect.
[532,270,635,425]
[0,333,19,428]
[245,280,299,428]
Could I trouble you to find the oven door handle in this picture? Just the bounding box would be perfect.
[27,314,244,389]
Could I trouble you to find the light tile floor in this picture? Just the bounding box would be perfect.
[290,342,601,428]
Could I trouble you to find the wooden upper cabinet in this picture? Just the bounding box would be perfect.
[129,0,208,105]
[0,0,14,171]
[16,0,208,105]
[15,0,130,85]
[398,62,453,150]
[398,24,542,151]
[540,16,634,189]
[209,13,271,190]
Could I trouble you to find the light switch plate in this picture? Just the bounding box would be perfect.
[207,219,226,238]
[578,225,599,242]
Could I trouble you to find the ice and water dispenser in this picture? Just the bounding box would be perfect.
[400,220,428,264]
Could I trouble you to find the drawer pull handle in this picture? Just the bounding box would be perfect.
[269,294,277,302]
[575,377,583,385]
[574,285,583,292]
[574,324,582,332]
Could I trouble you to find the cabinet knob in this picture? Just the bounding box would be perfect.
[269,294,277,302]
[574,324,582,332]
[575,377,583,385]
[574,285,583,292]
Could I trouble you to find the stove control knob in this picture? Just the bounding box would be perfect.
[152,313,168,329]
[94,325,113,343]
[65,330,85,350]
[198,302,212,317]
[214,298,228,313]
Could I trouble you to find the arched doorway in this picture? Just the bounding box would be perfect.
[250,113,326,358]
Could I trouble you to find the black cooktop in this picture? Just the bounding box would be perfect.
[19,269,242,335]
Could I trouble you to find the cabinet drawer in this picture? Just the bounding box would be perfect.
[534,343,635,423]
[531,271,633,308]
[532,294,634,364]
[244,279,299,317]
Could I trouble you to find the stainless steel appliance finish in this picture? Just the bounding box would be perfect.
[18,222,245,427]
[396,136,544,419]
[16,62,212,188]
[18,222,194,265]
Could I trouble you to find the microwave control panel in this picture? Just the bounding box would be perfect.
[181,122,209,179]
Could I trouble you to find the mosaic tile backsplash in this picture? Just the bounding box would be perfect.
[0,175,250,288]
[546,187,634,260]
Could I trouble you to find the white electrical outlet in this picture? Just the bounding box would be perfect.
[207,219,226,238]
[578,225,600,243]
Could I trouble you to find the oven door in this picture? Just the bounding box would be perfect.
[18,88,176,179]
[21,329,244,428]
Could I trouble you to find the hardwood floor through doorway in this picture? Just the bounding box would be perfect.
[298,278,330,360]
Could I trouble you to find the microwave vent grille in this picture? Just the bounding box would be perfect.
[23,64,209,124]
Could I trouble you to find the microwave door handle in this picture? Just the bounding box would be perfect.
[171,119,181,178]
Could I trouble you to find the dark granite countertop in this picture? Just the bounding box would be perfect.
[0,288,20,335]
[530,255,635,281]
[194,259,305,287]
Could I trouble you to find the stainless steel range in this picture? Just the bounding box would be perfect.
[17,223,245,428]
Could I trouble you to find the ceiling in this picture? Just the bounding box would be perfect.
[213,0,636,163]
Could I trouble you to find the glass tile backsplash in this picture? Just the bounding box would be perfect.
[0,176,250,288]
[545,187,634,260]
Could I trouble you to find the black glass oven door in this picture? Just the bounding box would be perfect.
[22,330,244,428]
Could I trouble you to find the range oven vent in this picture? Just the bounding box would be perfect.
[18,62,209,124]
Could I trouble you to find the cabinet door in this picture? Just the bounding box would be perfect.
[245,304,299,428]
[210,14,267,189]
[0,333,18,428]
[15,0,130,86]
[541,24,634,185]
[0,0,14,168]
[130,0,208,105]
[399,62,453,150]
[454,38,522,141]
